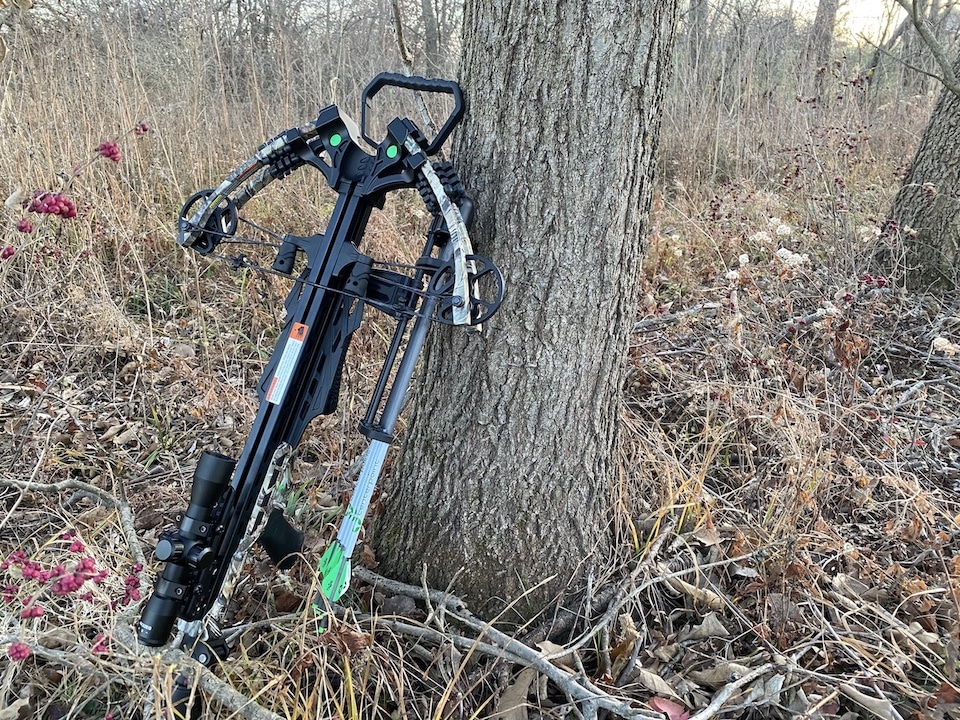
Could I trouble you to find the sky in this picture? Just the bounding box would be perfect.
[839,0,907,43]
[791,0,908,44]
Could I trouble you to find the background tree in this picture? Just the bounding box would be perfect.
[374,0,680,617]
[803,0,839,100]
[880,0,960,290]
[882,50,960,290]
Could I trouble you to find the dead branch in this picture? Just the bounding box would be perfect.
[686,663,781,720]
[114,623,286,720]
[891,0,960,97]
[368,613,662,720]
[0,474,146,570]
[633,303,720,334]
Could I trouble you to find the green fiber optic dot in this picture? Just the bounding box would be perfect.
[386,145,399,159]
[329,133,342,147]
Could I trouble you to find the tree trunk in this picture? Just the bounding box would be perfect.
[687,0,709,85]
[803,0,838,100]
[419,0,442,70]
[374,0,679,617]
[884,55,960,291]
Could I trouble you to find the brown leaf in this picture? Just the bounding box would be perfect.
[677,612,729,641]
[634,667,681,700]
[934,681,960,704]
[319,625,371,655]
[536,640,578,670]
[359,543,378,569]
[610,614,640,678]
[687,662,752,689]
[492,667,536,720]
[692,524,721,546]
[273,589,303,613]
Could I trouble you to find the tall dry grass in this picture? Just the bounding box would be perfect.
[0,1,958,718]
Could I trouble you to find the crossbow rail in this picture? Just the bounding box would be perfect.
[136,73,503,718]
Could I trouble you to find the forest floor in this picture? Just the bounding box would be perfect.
[0,149,958,720]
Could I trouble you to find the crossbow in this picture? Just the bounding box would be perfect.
[136,73,503,717]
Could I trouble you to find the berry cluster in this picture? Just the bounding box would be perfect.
[27,191,77,219]
[119,562,144,606]
[97,141,121,162]
[49,556,107,595]
[0,529,146,662]
[7,642,31,661]
[6,122,151,251]
[859,273,888,288]
[91,632,110,655]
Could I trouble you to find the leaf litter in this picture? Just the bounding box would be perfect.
[0,198,958,718]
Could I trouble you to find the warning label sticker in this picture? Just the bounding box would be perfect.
[266,322,308,404]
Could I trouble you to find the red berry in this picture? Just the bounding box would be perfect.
[91,633,110,654]
[19,604,43,619]
[7,642,31,661]
[15,218,33,233]
[97,141,121,162]
[1,246,15,260]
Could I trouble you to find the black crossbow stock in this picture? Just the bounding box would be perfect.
[136,73,504,716]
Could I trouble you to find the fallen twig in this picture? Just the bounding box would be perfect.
[0,473,147,580]
[369,612,661,719]
[687,662,780,720]
[633,304,720,334]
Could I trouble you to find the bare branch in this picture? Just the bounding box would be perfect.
[892,0,960,96]
[687,663,781,720]
[0,474,146,569]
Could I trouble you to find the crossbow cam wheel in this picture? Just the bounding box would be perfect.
[178,189,240,255]
[428,254,504,326]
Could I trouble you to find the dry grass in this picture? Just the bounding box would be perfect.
[1,5,958,720]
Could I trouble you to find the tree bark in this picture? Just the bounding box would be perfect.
[883,53,960,291]
[374,0,679,617]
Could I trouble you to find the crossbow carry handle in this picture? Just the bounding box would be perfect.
[175,82,489,328]
[360,72,464,154]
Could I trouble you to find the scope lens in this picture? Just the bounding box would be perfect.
[137,594,180,646]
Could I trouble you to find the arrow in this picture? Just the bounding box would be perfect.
[314,439,389,621]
